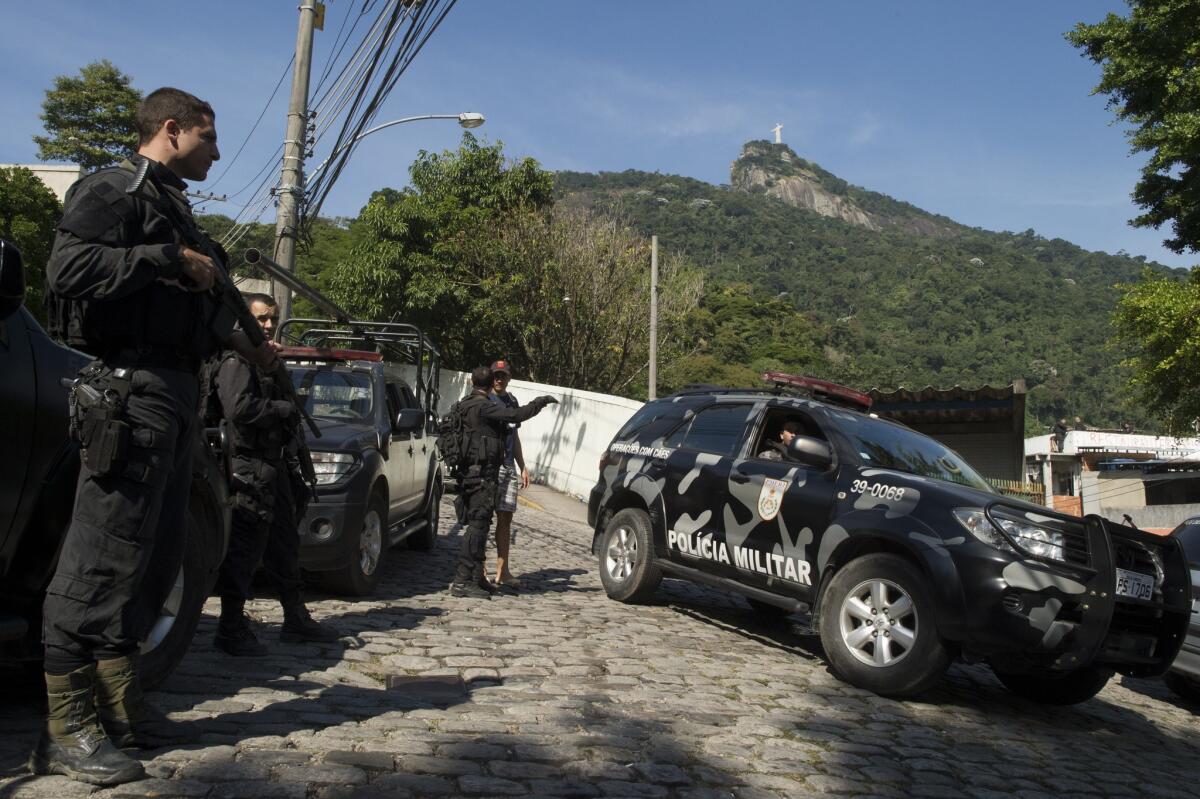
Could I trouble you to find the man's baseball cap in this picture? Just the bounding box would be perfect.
[490,360,512,375]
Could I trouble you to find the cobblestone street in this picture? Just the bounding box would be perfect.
[2,488,1198,798]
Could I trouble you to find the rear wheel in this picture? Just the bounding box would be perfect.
[598,509,661,603]
[993,665,1112,705]
[818,553,950,697]
[139,506,213,689]
[327,491,387,596]
[407,474,442,551]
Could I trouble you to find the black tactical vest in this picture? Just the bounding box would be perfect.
[44,159,219,362]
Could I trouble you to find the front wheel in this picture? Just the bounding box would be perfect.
[993,665,1113,705]
[326,492,388,596]
[598,508,661,603]
[818,553,950,697]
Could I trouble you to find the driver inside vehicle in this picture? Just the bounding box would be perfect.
[757,419,803,461]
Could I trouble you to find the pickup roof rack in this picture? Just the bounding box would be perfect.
[277,318,441,414]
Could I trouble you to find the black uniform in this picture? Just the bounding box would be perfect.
[210,352,306,609]
[453,390,549,585]
[41,157,226,673]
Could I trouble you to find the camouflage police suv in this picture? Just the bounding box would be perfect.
[589,375,1192,702]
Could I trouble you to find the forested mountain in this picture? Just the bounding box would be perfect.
[555,141,1187,434]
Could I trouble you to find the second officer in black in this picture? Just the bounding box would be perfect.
[208,293,340,655]
[449,366,557,598]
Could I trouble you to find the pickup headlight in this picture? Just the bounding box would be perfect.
[310,451,358,485]
[953,508,1066,561]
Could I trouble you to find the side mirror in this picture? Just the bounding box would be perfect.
[0,239,26,319]
[394,408,425,433]
[787,435,832,469]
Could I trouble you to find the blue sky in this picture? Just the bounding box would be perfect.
[4,1,1192,268]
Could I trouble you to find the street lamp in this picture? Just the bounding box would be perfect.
[305,112,485,186]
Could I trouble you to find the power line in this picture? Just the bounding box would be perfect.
[207,56,294,191]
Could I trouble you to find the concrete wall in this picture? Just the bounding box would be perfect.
[433,370,642,501]
[1,163,85,202]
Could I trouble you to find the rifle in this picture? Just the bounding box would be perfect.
[143,170,321,498]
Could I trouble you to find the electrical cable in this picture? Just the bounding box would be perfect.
[305,0,459,221]
[207,56,293,191]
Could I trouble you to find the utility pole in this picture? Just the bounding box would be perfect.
[272,0,318,323]
[649,235,658,400]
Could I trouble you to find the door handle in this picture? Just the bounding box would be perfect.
[730,470,751,484]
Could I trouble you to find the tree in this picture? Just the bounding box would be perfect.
[1069,1,1200,254]
[330,134,702,393]
[1111,268,1200,435]
[0,167,62,322]
[34,60,142,170]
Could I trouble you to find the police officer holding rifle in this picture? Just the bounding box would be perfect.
[206,291,339,656]
[35,88,282,786]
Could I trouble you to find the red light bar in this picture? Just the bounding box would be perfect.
[761,371,872,410]
[278,346,383,362]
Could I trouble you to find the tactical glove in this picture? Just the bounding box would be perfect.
[271,400,300,422]
[531,395,559,411]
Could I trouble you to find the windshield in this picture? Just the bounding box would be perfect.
[289,366,374,423]
[828,410,995,493]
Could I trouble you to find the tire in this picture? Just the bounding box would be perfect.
[407,474,442,551]
[598,508,662,603]
[138,507,213,690]
[1164,671,1200,703]
[817,553,950,697]
[746,598,793,621]
[993,665,1112,705]
[327,491,388,596]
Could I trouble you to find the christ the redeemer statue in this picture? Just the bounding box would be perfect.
[771,123,783,144]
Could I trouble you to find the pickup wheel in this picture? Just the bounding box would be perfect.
[993,665,1113,705]
[138,505,213,690]
[407,474,442,551]
[598,508,661,603]
[327,491,387,596]
[818,553,950,697]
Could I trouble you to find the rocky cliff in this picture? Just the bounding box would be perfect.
[730,140,960,237]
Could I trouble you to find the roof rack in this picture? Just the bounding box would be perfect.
[277,317,441,413]
[278,346,382,363]
[761,372,873,411]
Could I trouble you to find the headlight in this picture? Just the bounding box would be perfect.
[996,516,1064,561]
[953,508,1065,561]
[953,509,1013,552]
[310,451,358,485]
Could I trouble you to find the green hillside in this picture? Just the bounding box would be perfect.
[555,144,1186,434]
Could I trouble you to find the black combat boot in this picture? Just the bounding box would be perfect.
[214,613,268,656]
[28,665,145,785]
[280,599,340,643]
[448,581,492,599]
[94,655,192,749]
[215,596,267,656]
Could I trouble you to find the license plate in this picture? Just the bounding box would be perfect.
[1115,568,1154,601]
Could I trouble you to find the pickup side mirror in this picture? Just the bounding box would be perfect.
[0,240,26,319]
[394,408,425,433]
[787,435,833,470]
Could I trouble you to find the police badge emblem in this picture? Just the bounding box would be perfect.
[757,477,789,521]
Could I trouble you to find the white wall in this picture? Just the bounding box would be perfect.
[1,163,85,202]
[435,370,643,500]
